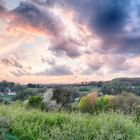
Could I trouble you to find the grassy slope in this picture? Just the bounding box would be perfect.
[0,104,140,140]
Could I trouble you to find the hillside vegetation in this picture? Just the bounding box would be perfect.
[101,78,140,96]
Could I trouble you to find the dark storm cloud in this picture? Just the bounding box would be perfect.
[101,35,140,55]
[51,38,81,58]
[116,36,140,55]
[10,1,82,58]
[0,0,7,14]
[14,0,136,58]
[90,0,130,37]
[12,1,63,36]
[61,0,130,36]
[61,0,140,56]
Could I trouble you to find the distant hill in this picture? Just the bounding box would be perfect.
[101,77,140,96]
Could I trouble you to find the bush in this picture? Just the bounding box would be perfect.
[95,95,114,112]
[111,92,140,114]
[13,88,43,101]
[79,87,90,92]
[13,89,34,101]
[0,117,11,138]
[79,92,140,115]
[78,93,114,113]
[52,88,72,110]
[78,93,97,114]
[135,105,140,122]
[28,96,44,110]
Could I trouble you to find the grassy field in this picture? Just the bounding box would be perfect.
[0,104,140,140]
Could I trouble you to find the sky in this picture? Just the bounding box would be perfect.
[0,0,140,84]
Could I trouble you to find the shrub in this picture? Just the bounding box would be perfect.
[13,88,43,101]
[28,96,44,109]
[78,93,97,114]
[135,105,140,122]
[95,95,114,112]
[52,88,72,110]
[111,92,140,114]
[78,93,114,113]
[13,89,34,101]
[0,117,11,138]
[79,87,90,92]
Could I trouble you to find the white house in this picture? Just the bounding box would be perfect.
[8,92,16,96]
[6,89,17,96]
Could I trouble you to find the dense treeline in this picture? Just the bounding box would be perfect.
[101,78,140,96]
[0,81,25,93]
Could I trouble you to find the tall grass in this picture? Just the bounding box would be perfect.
[0,103,140,140]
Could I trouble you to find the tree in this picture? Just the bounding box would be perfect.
[78,93,98,114]
[111,92,140,114]
[28,96,44,109]
[95,95,114,112]
[0,81,15,92]
[52,87,72,110]
[13,89,34,101]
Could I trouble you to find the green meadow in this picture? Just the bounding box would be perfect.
[0,103,140,140]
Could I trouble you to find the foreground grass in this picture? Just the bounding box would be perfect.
[0,104,140,140]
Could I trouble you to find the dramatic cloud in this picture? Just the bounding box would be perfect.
[51,38,81,58]
[60,0,140,56]
[95,36,140,57]
[62,0,129,34]
[0,0,140,84]
[5,1,86,59]
[12,1,63,36]
[0,1,6,13]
